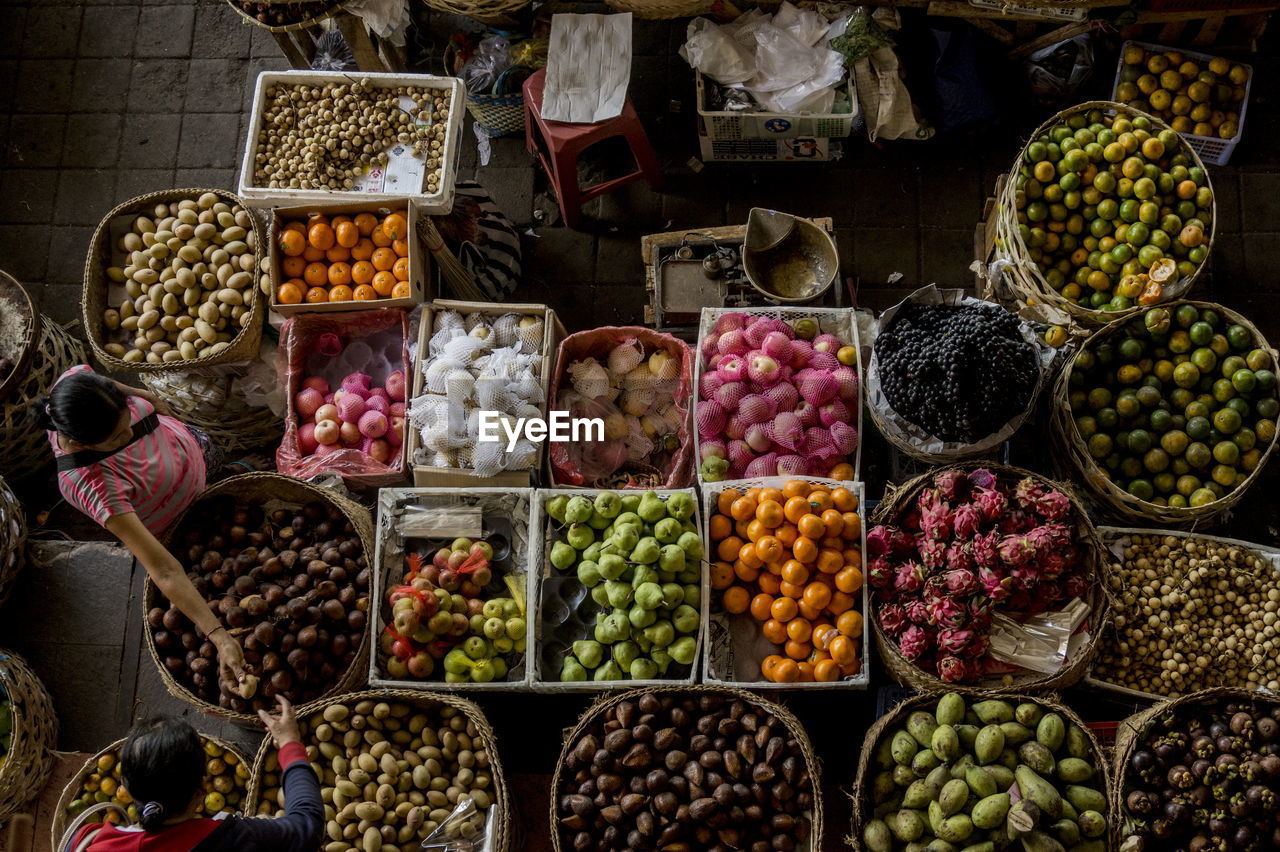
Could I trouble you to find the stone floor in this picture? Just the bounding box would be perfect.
[1,2,1280,849]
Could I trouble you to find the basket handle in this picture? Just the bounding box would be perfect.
[58,802,130,852]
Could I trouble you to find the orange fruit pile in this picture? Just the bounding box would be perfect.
[276,210,412,306]
[709,479,864,684]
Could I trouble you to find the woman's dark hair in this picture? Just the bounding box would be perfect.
[30,371,127,444]
[120,716,206,831]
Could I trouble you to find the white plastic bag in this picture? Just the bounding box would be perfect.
[679,17,756,84]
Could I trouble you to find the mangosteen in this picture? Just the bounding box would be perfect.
[1169,766,1196,790]
[270,669,293,691]
[1258,717,1278,742]
[1133,750,1157,774]
[225,606,248,628]
[322,599,346,621]
[1193,736,1216,759]
[347,609,366,631]
[1128,790,1157,816]
[1156,740,1182,765]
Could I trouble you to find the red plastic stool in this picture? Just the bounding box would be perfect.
[522,68,663,229]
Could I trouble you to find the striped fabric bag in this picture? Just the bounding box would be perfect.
[434,180,522,301]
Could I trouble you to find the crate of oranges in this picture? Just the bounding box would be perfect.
[703,477,868,688]
[269,203,425,315]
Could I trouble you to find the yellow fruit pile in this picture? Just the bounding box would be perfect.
[1116,44,1248,141]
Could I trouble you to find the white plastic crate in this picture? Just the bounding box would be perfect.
[698,136,834,163]
[695,71,856,163]
[239,70,465,213]
[1111,41,1252,166]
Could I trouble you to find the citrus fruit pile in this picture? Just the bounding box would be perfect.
[1116,44,1248,141]
[1014,108,1213,313]
[276,209,412,306]
[709,479,864,684]
[1068,303,1277,508]
[63,737,248,825]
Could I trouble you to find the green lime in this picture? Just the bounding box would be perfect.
[1175,304,1200,328]
[1096,344,1115,365]
[1232,428,1256,452]
[1257,419,1277,445]
[1176,474,1200,496]
[1153,471,1176,494]
[1190,348,1218,373]
[1221,356,1247,378]
[1224,324,1251,350]
[1097,407,1119,430]
[1210,335,1230,358]
[1136,386,1162,408]
[1211,465,1238,488]
[1186,416,1211,440]
[1172,458,1190,476]
[1185,442,1212,468]
[1138,245,1164,267]
[1246,349,1271,371]
[1170,388,1195,410]
[1088,433,1114,459]
[1143,448,1170,472]
[1185,400,1210,419]
[1212,441,1240,465]
[1169,331,1192,354]
[1189,321,1214,346]
[1255,370,1276,392]
[1094,171,1117,193]
[1173,362,1201,388]
[1027,141,1048,162]
[1189,488,1217,507]
[1127,479,1155,501]
[1232,369,1257,394]
[1121,456,1144,479]
[1256,398,1280,419]
[1213,408,1242,434]
[1168,494,1189,509]
[1075,415,1098,438]
[1160,430,1190,456]
[1127,429,1154,453]
[1227,398,1250,419]
[1088,387,1113,410]
[1149,409,1173,433]
[1116,393,1142,417]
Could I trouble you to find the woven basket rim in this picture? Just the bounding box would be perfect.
[994,101,1217,327]
[49,732,256,849]
[0,648,58,821]
[1050,299,1279,527]
[868,460,1111,693]
[82,188,265,373]
[143,472,374,727]
[244,687,510,852]
[224,0,347,32]
[422,0,529,18]
[548,685,823,852]
[0,320,88,484]
[0,270,41,406]
[848,689,1114,851]
[603,0,713,18]
[0,474,28,611]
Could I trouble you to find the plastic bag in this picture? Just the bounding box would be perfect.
[461,36,513,95]
[852,10,933,141]
[276,310,408,486]
[418,797,489,852]
[680,17,756,84]
[1026,34,1094,104]
[771,0,829,48]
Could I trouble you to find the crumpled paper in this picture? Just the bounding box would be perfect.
[989,597,1090,674]
[542,13,633,123]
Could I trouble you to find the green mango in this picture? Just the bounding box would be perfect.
[1077,810,1106,838]
[863,819,893,852]
[971,700,1014,724]
[1064,725,1090,760]
[932,725,961,763]
[1000,721,1034,746]
[1056,757,1094,784]
[907,711,940,749]
[970,793,1010,830]
[938,779,969,816]
[936,815,974,844]
[965,766,996,800]
[936,693,967,727]
[1015,702,1043,728]
[1050,818,1079,847]
[1018,742,1057,776]
[1018,830,1065,852]
[1063,785,1106,815]
[911,747,941,777]
[974,726,1005,765]
[1036,714,1066,752]
[1015,766,1063,820]
[891,730,919,766]
[902,779,937,810]
[955,724,980,752]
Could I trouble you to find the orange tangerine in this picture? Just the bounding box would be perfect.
[784,639,811,661]
[278,229,305,256]
[382,212,409,241]
[797,600,821,622]
[808,490,833,513]
[372,270,397,297]
[841,513,861,540]
[392,239,410,258]
[780,560,808,586]
[710,561,734,590]
[733,560,759,584]
[775,524,798,548]
[821,509,844,536]
[745,519,768,543]
[734,520,752,541]
[324,245,350,263]
[797,514,825,540]
[757,572,781,596]
[370,247,397,272]
[829,635,857,666]
[828,462,855,481]
[281,255,307,278]
[350,238,375,261]
[729,496,757,522]
[327,262,353,286]
[786,618,811,643]
[392,257,410,281]
[370,225,392,247]
[723,586,750,615]
[815,549,844,575]
[771,596,798,622]
[335,221,360,248]
[832,487,858,512]
[782,479,811,499]
[813,658,840,682]
[835,566,863,594]
[276,281,304,304]
[743,487,763,502]
[779,580,805,600]
[771,658,799,683]
[762,618,788,644]
[353,212,379,236]
[283,221,306,234]
[737,542,764,570]
[749,593,774,622]
[754,536,783,565]
[353,284,378,301]
[307,222,335,250]
[717,536,744,563]
[302,245,325,262]
[759,487,783,505]
[784,496,811,524]
[303,263,329,287]
[351,260,376,285]
[836,610,863,638]
[793,536,818,563]
[802,582,832,612]
[391,280,412,299]
[304,286,329,304]
[827,591,856,616]
[709,515,732,541]
[327,284,354,302]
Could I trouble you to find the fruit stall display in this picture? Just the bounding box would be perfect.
[866,286,1055,463]
[1052,300,1278,527]
[853,692,1111,852]
[51,735,250,847]
[83,190,264,371]
[703,477,868,688]
[534,490,705,688]
[406,301,560,487]
[1113,42,1252,166]
[549,327,694,490]
[248,690,509,852]
[694,307,861,484]
[270,205,422,313]
[1114,688,1280,852]
[277,309,409,486]
[868,463,1108,691]
[0,649,57,821]
[1090,528,1280,700]
[146,473,373,725]
[995,101,1215,325]
[370,488,534,690]
[551,687,821,852]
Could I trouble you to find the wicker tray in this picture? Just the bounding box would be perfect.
[550,685,822,852]
[82,188,265,373]
[0,648,58,821]
[224,0,347,33]
[0,318,88,484]
[604,0,712,17]
[0,476,27,611]
[144,472,374,727]
[246,688,510,852]
[0,271,40,406]
[993,101,1216,327]
[138,368,282,456]
[1050,300,1278,528]
[421,0,528,20]
[870,460,1110,693]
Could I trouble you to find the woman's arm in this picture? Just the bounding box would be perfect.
[107,378,173,416]
[105,512,246,687]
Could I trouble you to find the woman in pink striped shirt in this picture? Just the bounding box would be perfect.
[34,365,252,692]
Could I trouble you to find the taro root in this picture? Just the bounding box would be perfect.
[557,692,813,852]
[155,497,368,714]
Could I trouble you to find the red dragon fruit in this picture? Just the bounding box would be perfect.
[968,600,993,632]
[942,567,978,595]
[920,502,953,542]
[918,539,947,570]
[973,486,1008,523]
[1007,589,1034,612]
[904,599,930,626]
[867,556,895,590]
[897,626,931,661]
[952,503,983,540]
[927,596,968,628]
[970,530,1001,569]
[946,545,974,573]
[937,627,974,655]
[1015,477,1073,521]
[934,469,968,502]
[937,655,970,683]
[998,534,1036,566]
[998,509,1037,535]
[1027,523,1073,556]
[1064,572,1090,599]
[978,566,1011,602]
[963,633,990,660]
[867,526,892,557]
[969,468,997,490]
[879,603,908,636]
[894,561,926,594]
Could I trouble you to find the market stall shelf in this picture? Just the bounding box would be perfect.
[0,648,58,823]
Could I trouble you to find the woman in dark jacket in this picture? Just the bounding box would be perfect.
[71,697,322,852]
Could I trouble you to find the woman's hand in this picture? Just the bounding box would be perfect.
[258,695,302,747]
[211,628,249,691]
[148,396,175,417]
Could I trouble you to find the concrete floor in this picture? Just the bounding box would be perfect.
[1,2,1279,850]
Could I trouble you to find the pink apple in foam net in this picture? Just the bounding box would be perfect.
[812,333,842,353]
[339,420,362,445]
[389,401,406,417]
[365,438,392,464]
[707,353,724,371]
[744,319,770,349]
[761,332,793,363]
[714,312,747,334]
[314,403,339,424]
[365,395,390,415]
[746,352,781,386]
[302,376,330,395]
[788,339,813,368]
[385,370,406,401]
[298,422,319,455]
[387,417,405,446]
[342,371,372,392]
[745,424,772,453]
[716,329,748,356]
[336,393,367,424]
[295,388,324,420]
[323,393,335,405]
[314,419,341,446]
[700,333,720,360]
[777,454,808,476]
[315,441,342,458]
[699,438,726,461]
[359,410,389,438]
[717,356,747,383]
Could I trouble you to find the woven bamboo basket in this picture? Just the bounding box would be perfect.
[224,0,347,34]
[137,369,283,455]
[0,318,88,484]
[0,270,39,406]
[0,475,27,612]
[1050,300,1278,528]
[1111,687,1274,851]
[246,688,510,851]
[869,460,1110,693]
[0,648,58,822]
[144,472,374,727]
[49,733,255,849]
[550,685,823,852]
[604,0,713,18]
[83,189,265,374]
[422,0,529,22]
[848,690,1114,851]
[993,101,1216,328]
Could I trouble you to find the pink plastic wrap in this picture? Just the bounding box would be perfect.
[549,326,694,489]
[277,309,409,488]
